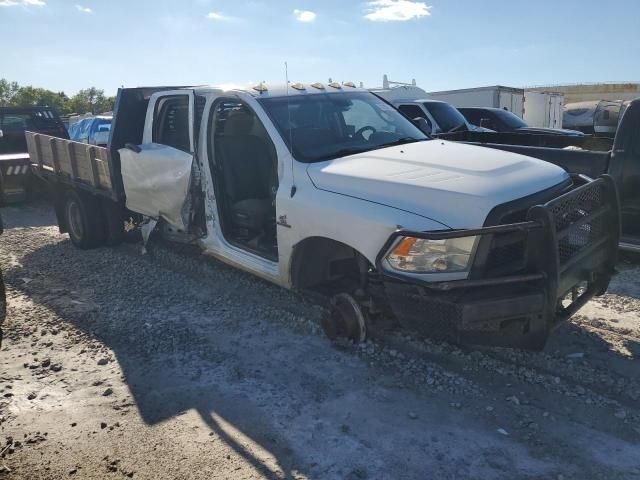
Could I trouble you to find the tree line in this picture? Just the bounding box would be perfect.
[0,78,116,116]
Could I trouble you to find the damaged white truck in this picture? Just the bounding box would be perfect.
[25,83,620,349]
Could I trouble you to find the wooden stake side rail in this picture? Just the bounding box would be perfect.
[25,131,116,198]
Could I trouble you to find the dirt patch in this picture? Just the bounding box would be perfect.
[1,202,639,479]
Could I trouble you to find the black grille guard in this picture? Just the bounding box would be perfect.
[376,175,620,315]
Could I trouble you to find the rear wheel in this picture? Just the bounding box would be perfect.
[64,189,106,249]
[101,199,125,246]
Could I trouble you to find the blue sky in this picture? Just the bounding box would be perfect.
[1,0,639,95]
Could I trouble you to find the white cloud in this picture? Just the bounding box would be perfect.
[75,4,92,13]
[0,0,46,6]
[364,0,431,22]
[206,11,232,21]
[293,9,316,23]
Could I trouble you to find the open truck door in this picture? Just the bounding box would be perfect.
[118,89,197,233]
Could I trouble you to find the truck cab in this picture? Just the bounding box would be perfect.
[28,83,621,349]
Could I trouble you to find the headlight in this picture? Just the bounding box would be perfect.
[384,235,477,274]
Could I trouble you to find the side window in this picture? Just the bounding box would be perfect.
[479,111,496,130]
[398,104,426,121]
[461,109,480,125]
[153,95,190,152]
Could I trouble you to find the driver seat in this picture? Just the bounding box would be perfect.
[216,110,275,233]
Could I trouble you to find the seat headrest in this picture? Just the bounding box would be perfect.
[292,103,319,128]
[225,110,255,135]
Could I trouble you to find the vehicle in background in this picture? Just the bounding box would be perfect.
[428,85,525,118]
[0,106,68,203]
[370,81,493,134]
[523,91,564,129]
[563,100,629,137]
[457,97,640,253]
[459,107,584,136]
[26,83,619,350]
[68,115,112,146]
[377,97,493,135]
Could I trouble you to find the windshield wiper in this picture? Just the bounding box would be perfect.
[323,146,374,160]
[320,138,426,162]
[377,137,426,148]
[449,123,468,133]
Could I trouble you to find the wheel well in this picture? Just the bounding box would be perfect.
[290,237,372,293]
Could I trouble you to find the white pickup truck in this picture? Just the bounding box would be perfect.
[26,83,620,349]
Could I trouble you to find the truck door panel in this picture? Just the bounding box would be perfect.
[120,90,196,231]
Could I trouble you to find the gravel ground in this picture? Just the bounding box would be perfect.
[0,201,639,480]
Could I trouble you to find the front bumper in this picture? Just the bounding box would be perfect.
[376,175,620,349]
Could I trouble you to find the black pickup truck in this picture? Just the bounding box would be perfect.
[440,98,640,252]
[0,106,68,203]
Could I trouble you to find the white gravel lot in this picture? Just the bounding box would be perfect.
[0,201,639,480]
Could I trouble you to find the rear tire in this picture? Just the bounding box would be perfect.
[101,199,125,247]
[64,189,106,249]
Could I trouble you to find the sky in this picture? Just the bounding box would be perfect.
[1,0,639,96]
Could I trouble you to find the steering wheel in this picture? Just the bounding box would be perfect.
[355,126,377,140]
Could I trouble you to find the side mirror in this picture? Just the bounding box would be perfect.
[479,118,492,129]
[413,117,432,136]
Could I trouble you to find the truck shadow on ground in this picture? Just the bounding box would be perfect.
[5,237,315,479]
[6,230,640,479]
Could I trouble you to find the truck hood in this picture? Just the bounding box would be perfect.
[306,140,570,228]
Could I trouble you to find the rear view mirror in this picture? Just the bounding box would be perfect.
[480,118,492,129]
[413,117,432,136]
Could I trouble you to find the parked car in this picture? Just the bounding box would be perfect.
[391,99,494,134]
[428,86,525,118]
[68,115,112,146]
[371,86,494,134]
[459,107,584,136]
[0,106,69,203]
[26,83,619,350]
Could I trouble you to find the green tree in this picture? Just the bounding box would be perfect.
[68,87,114,115]
[0,79,20,106]
[0,79,115,115]
[10,86,70,114]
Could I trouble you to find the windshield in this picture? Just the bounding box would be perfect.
[494,109,528,129]
[424,102,467,132]
[258,91,429,163]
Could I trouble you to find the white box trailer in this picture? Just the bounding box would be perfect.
[523,91,564,129]
[428,86,525,118]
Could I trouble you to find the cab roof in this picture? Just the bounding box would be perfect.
[182,82,367,98]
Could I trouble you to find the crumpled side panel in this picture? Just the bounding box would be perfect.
[119,144,193,231]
